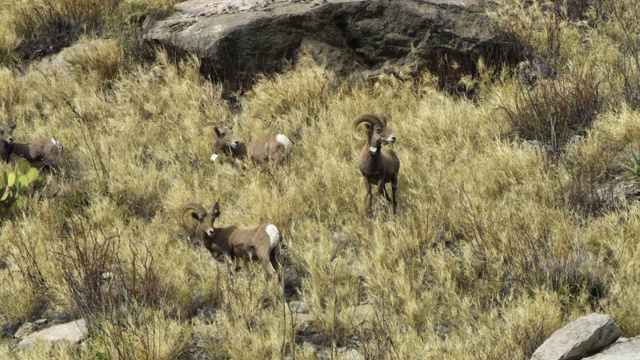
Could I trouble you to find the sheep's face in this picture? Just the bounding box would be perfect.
[214,127,241,150]
[0,123,15,145]
[366,123,396,155]
[193,203,221,239]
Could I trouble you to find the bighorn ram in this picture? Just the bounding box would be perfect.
[0,123,63,173]
[352,113,400,217]
[182,202,283,279]
[210,126,292,169]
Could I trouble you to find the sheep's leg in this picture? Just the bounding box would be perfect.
[227,157,245,171]
[270,244,283,275]
[391,176,398,215]
[262,257,278,280]
[364,178,373,217]
[258,246,278,279]
[44,156,61,174]
[377,178,389,203]
[269,147,285,165]
[380,184,392,202]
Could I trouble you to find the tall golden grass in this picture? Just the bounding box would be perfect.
[1,0,640,359]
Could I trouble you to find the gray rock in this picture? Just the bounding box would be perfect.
[291,312,315,333]
[585,336,640,360]
[14,319,48,339]
[595,176,640,210]
[14,323,37,340]
[340,304,374,332]
[317,347,364,360]
[0,256,11,270]
[531,314,621,360]
[288,301,309,314]
[17,319,88,350]
[144,0,515,91]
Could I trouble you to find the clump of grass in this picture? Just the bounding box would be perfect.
[503,68,605,160]
[9,0,117,62]
[65,37,126,85]
[622,149,640,182]
[0,0,177,67]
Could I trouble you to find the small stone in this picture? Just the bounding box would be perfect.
[288,301,309,314]
[292,312,315,333]
[340,304,374,332]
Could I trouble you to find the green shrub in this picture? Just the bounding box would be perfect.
[0,159,43,215]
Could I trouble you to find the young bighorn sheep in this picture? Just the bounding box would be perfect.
[352,113,400,217]
[210,126,292,169]
[0,123,63,173]
[182,202,283,279]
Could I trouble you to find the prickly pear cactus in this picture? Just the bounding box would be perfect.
[0,159,43,216]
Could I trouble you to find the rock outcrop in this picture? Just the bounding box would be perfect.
[143,0,517,90]
[17,319,88,350]
[585,336,640,360]
[532,314,622,360]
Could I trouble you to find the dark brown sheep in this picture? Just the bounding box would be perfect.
[352,113,400,217]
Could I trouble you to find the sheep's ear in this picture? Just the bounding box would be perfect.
[364,123,372,130]
[210,202,221,217]
[9,124,16,130]
[214,127,221,137]
[191,212,202,220]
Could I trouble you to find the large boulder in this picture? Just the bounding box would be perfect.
[531,314,621,360]
[143,0,516,90]
[17,319,88,350]
[585,336,640,360]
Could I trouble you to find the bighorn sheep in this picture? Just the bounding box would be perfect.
[182,202,283,279]
[352,113,400,217]
[210,126,292,169]
[0,123,63,173]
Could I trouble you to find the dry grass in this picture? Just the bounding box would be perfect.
[1,0,640,359]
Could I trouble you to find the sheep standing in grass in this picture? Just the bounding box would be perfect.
[210,126,292,169]
[182,201,283,279]
[0,123,63,173]
[352,113,400,217]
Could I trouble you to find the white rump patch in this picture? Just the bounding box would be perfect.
[210,153,219,162]
[265,224,280,249]
[51,138,63,153]
[276,134,292,154]
[369,146,377,154]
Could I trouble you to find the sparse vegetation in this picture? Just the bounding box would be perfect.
[1,0,640,359]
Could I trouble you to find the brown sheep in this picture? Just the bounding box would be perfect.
[210,126,292,169]
[182,202,283,279]
[0,123,63,173]
[352,113,400,217]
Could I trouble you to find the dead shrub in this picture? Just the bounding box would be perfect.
[503,69,605,162]
[12,0,117,62]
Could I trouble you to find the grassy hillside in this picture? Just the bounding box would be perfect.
[1,0,640,359]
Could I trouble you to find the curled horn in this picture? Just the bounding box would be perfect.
[352,114,384,140]
[182,203,208,222]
